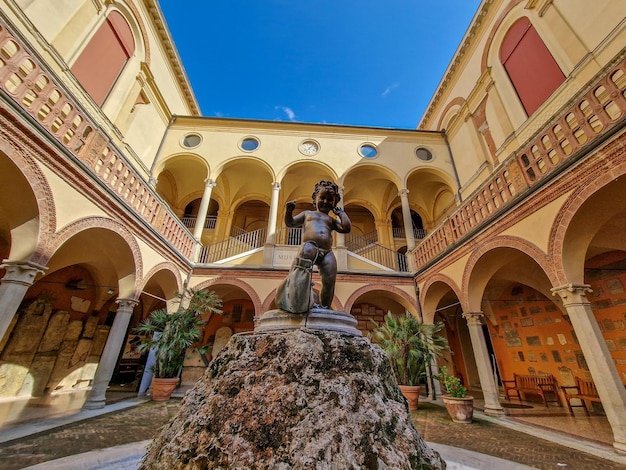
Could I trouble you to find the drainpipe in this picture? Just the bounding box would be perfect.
[442,131,463,203]
[149,115,177,186]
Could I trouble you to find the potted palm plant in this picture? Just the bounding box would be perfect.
[436,365,474,423]
[135,288,222,401]
[371,311,449,410]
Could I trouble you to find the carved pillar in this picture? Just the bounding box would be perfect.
[552,284,626,452]
[193,179,216,241]
[84,298,138,409]
[0,260,47,344]
[399,189,416,251]
[462,312,504,416]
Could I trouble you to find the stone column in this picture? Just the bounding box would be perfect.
[266,182,281,244]
[193,179,216,241]
[84,298,138,409]
[335,186,348,271]
[552,284,626,453]
[462,312,504,416]
[374,219,391,247]
[0,260,47,344]
[399,189,416,251]
[263,182,281,266]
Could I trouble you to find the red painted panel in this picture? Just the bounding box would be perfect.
[500,17,530,63]
[502,21,564,115]
[71,14,134,106]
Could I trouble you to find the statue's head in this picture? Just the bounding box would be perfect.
[312,180,341,209]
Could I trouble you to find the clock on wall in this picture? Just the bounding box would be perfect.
[299,140,320,156]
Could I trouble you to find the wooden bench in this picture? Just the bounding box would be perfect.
[502,373,562,407]
[561,377,601,415]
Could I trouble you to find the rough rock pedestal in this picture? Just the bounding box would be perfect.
[140,319,445,469]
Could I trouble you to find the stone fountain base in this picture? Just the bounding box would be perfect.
[139,315,445,469]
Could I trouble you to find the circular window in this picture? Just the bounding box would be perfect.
[240,137,260,152]
[182,133,202,148]
[359,143,378,159]
[416,147,433,161]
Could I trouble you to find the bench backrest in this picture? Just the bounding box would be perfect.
[576,377,598,397]
[514,374,555,388]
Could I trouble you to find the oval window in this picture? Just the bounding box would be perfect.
[359,144,378,158]
[416,147,433,161]
[241,137,260,152]
[182,133,202,148]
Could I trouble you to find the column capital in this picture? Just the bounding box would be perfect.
[462,311,485,325]
[116,298,139,312]
[204,178,217,188]
[399,188,410,197]
[551,284,592,307]
[272,181,281,190]
[1,259,47,285]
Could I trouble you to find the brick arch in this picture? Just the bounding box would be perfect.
[463,235,557,311]
[194,277,262,316]
[436,96,466,131]
[41,216,143,295]
[344,283,417,315]
[137,261,183,295]
[480,0,526,73]
[549,147,626,284]
[419,273,464,322]
[262,282,344,313]
[0,130,57,263]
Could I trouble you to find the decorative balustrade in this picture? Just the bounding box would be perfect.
[0,21,196,259]
[413,56,626,269]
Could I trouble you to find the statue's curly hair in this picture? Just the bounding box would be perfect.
[312,180,341,208]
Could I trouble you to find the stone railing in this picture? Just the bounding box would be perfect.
[0,21,196,259]
[413,56,626,269]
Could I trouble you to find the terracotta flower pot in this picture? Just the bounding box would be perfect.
[152,377,180,402]
[442,395,474,423]
[399,384,421,411]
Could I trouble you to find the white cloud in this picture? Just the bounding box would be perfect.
[275,106,296,121]
[381,83,399,97]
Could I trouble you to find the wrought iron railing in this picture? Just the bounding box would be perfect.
[198,227,267,264]
[181,216,216,230]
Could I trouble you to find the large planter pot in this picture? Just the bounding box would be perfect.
[152,377,180,402]
[399,384,421,411]
[442,395,474,423]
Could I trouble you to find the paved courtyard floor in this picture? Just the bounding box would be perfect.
[0,395,625,470]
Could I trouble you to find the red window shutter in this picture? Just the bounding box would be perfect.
[71,12,135,106]
[500,18,565,116]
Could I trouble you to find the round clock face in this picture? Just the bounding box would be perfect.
[300,140,319,155]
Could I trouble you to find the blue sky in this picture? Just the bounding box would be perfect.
[160,1,482,129]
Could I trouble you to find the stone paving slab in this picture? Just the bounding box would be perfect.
[0,399,624,470]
